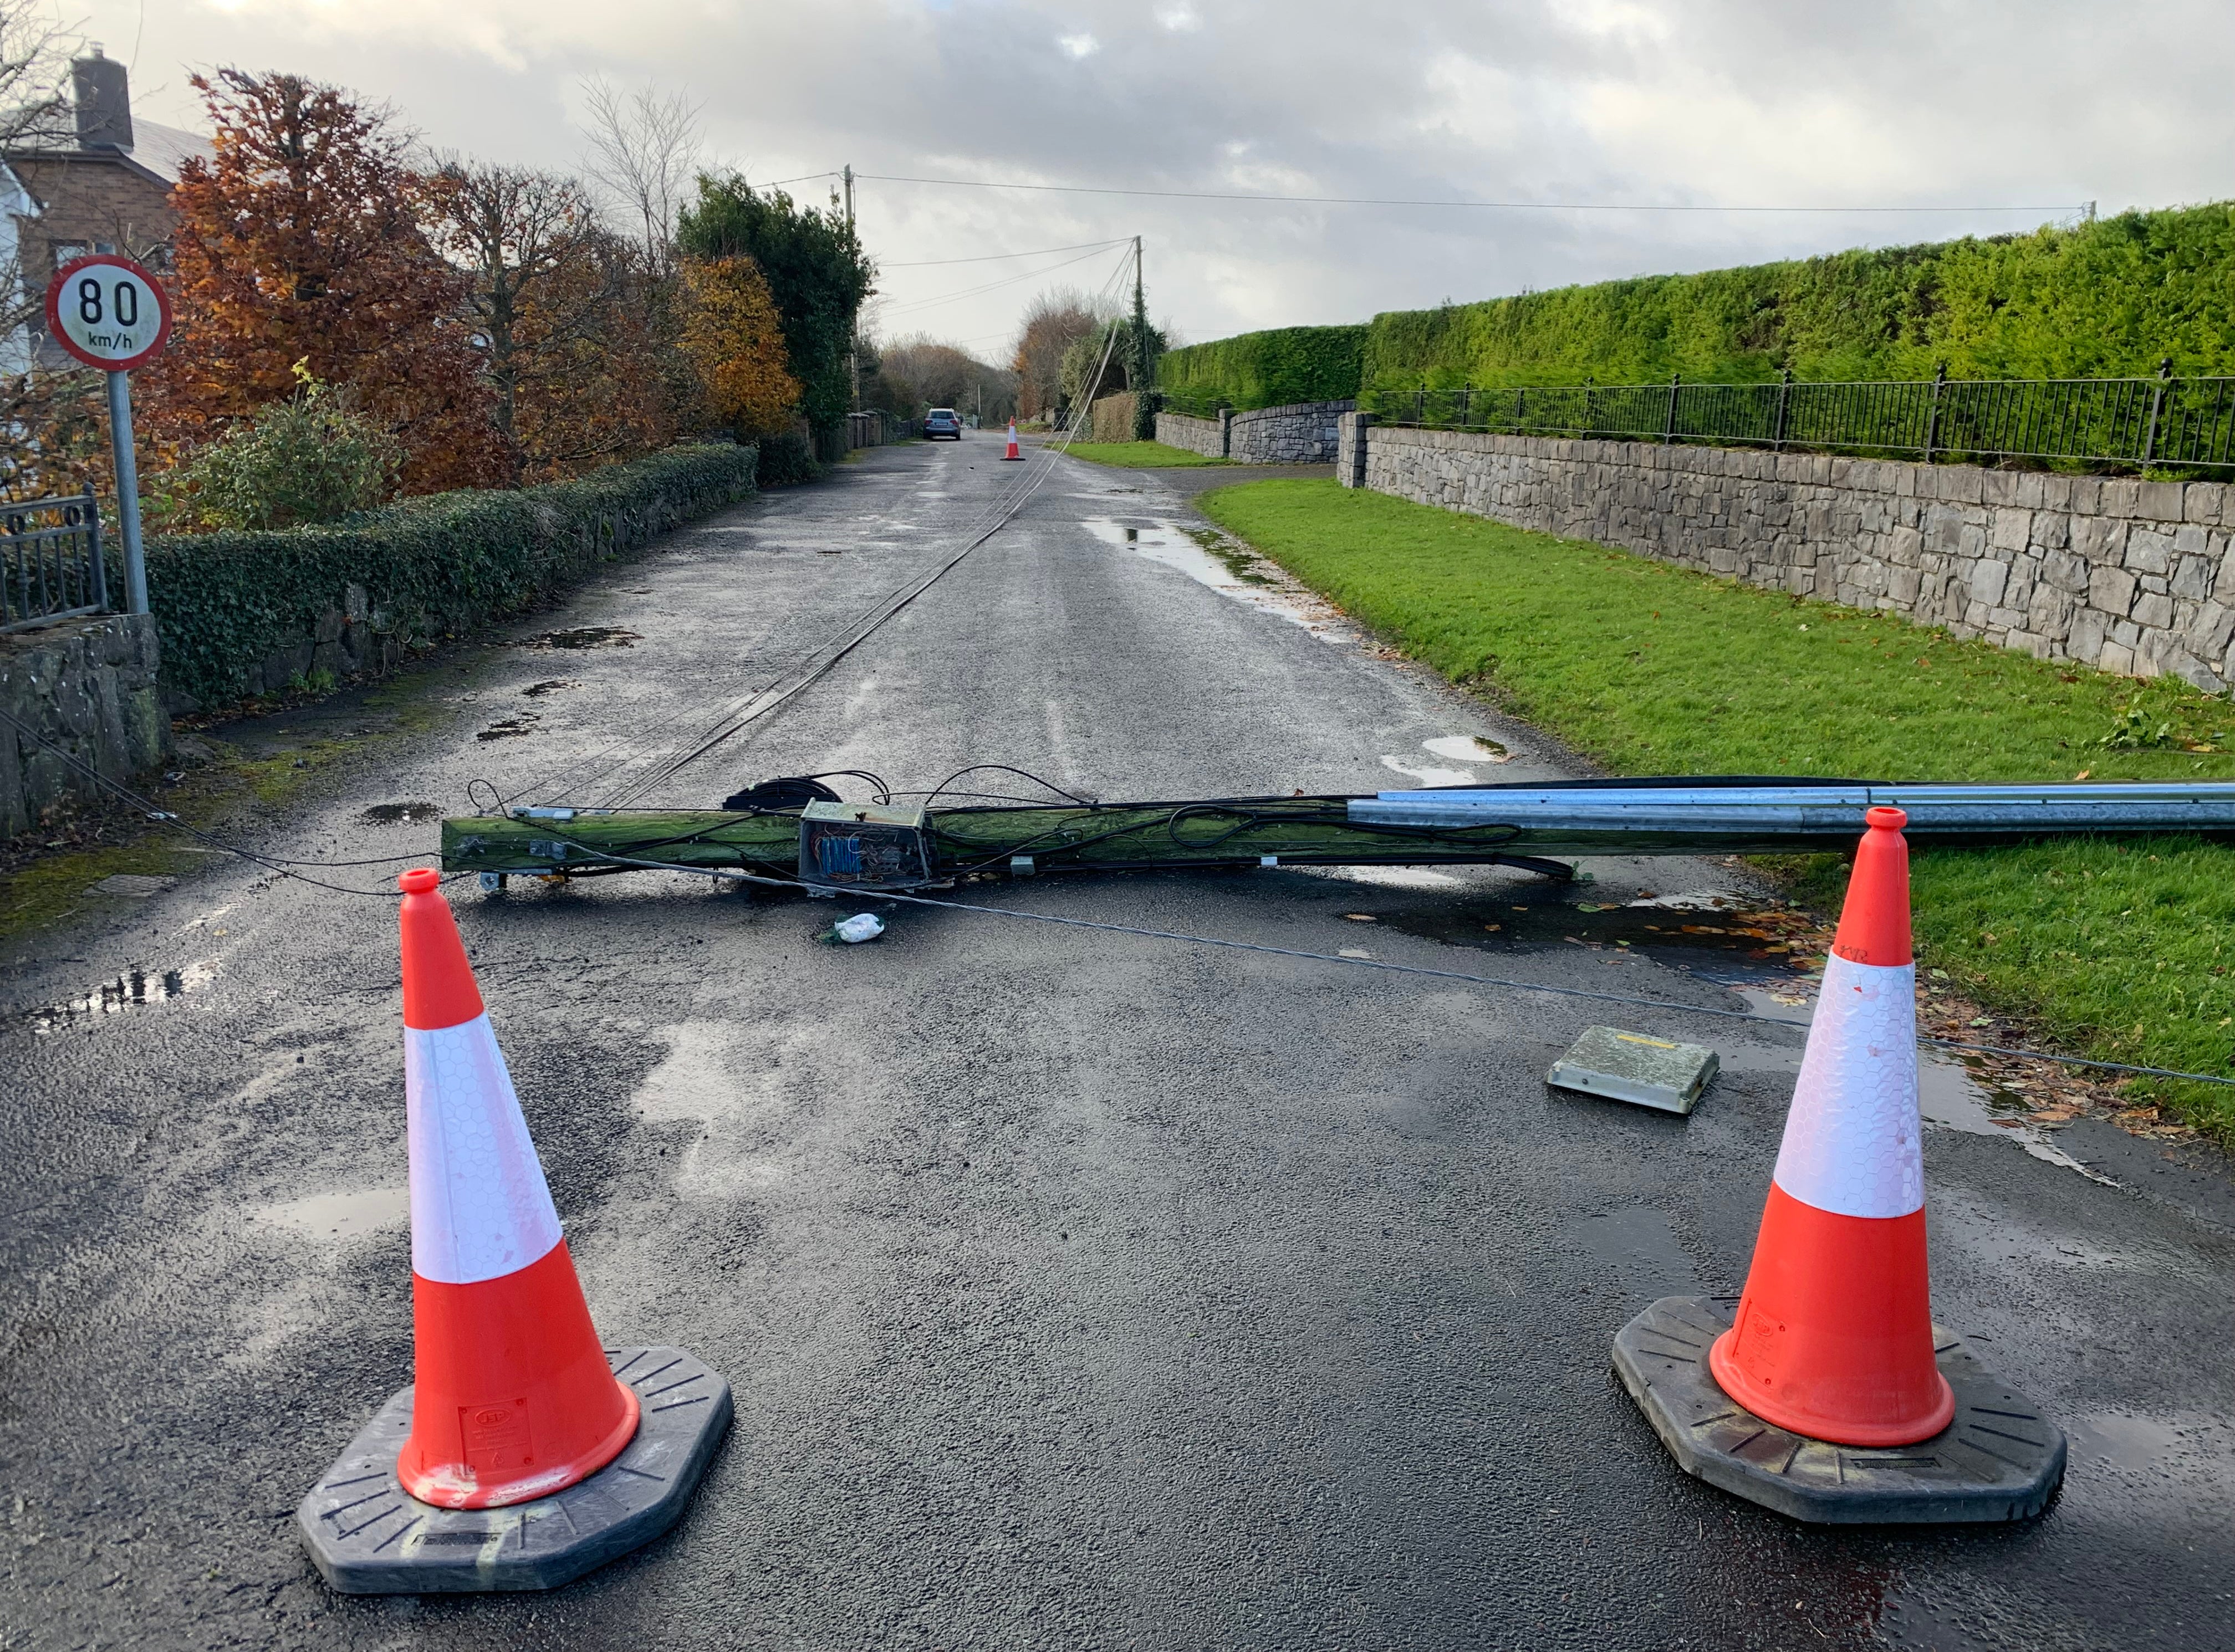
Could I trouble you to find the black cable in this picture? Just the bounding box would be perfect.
[596,262,1139,807]
[917,763,1095,809]
[855,171,2077,216]
[0,705,446,897]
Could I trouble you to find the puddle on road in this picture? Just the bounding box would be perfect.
[521,679,575,697]
[1381,755,1477,787]
[1304,865,1467,892]
[1422,735,1510,764]
[1365,886,1812,977]
[251,1186,410,1242]
[1081,517,1354,641]
[518,626,640,649]
[26,959,219,1035]
[361,801,442,824]
[477,713,540,741]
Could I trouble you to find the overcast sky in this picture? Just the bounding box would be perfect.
[81,0,2235,361]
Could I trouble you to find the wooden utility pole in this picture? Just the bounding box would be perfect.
[844,163,860,411]
[1130,234,1155,442]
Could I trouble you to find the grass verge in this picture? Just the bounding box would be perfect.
[1196,478,2235,1138]
[1061,440,1232,468]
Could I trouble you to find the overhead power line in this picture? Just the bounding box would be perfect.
[853,171,2076,216]
[875,243,1121,318]
[880,238,1131,268]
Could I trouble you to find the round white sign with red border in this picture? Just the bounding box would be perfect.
[44,254,172,371]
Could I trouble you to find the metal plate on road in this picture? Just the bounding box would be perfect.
[44,254,172,372]
[1613,1296,2066,1523]
[1548,1026,1718,1115]
[296,1346,732,1593]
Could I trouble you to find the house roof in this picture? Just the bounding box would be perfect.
[128,120,216,186]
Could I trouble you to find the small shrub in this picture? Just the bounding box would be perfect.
[166,367,404,531]
[754,432,821,487]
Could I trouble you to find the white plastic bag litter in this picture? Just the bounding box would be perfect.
[831,913,886,944]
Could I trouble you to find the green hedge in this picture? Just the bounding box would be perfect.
[1157,324,1366,414]
[144,443,758,708]
[1359,202,2235,405]
[754,432,821,487]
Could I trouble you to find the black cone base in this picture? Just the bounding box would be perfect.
[1613,1296,2064,1524]
[297,1346,732,1593]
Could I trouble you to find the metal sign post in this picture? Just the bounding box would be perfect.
[43,253,172,615]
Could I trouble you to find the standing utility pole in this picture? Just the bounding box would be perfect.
[844,164,860,412]
[1130,234,1156,442]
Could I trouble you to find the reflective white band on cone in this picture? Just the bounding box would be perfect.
[1769,952,1923,1220]
[404,1012,563,1284]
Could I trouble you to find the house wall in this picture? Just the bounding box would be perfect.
[6,151,177,274]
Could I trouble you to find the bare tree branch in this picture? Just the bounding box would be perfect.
[576,76,700,277]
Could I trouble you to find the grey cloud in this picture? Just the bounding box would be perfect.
[96,0,2234,352]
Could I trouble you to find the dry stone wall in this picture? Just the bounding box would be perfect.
[1157,410,1227,458]
[1155,400,1354,463]
[1348,417,2235,689]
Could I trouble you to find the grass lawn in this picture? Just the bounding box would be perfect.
[1197,478,2235,1137]
[1060,440,1231,469]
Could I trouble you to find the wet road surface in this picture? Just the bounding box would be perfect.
[4,437,2234,1650]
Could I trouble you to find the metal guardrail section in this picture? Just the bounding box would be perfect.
[1366,365,2235,472]
[0,494,106,635]
[1350,780,2235,852]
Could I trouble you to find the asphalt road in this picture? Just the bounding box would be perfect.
[4,436,2233,1651]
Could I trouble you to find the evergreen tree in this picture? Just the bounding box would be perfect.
[675,177,872,439]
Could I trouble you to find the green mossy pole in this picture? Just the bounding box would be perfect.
[1131,234,1156,442]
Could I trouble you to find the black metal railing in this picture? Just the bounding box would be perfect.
[1159,392,1229,420]
[1,495,107,634]
[1363,362,2235,473]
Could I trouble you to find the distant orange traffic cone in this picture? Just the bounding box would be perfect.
[1003,421,1022,459]
[392,868,639,1507]
[1707,807,1955,1446]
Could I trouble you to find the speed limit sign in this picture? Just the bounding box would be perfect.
[44,253,172,371]
[44,253,171,616]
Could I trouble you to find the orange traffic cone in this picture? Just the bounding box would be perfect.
[392,868,639,1507]
[1707,806,1955,1446]
[1003,421,1022,459]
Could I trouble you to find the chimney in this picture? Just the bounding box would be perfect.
[72,45,133,152]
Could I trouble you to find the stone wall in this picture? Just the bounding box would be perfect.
[1155,399,1354,463]
[1156,409,1228,458]
[1351,418,2235,688]
[221,582,402,708]
[1229,400,1353,464]
[1,612,170,837]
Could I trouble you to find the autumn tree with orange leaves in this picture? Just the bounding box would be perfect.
[427,159,676,485]
[677,256,799,438]
[141,70,502,494]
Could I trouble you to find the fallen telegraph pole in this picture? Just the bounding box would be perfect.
[441,776,2235,891]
